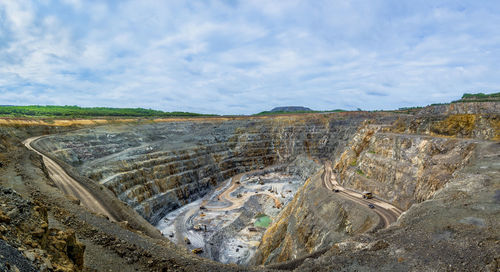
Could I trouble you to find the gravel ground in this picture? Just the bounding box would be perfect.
[0,239,37,272]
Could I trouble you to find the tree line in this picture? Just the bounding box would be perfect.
[0,105,215,118]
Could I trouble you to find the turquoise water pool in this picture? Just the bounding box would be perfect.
[254,214,272,228]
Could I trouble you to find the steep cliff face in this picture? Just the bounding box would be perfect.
[392,102,500,141]
[292,141,500,272]
[253,116,485,266]
[251,170,378,265]
[416,101,500,115]
[254,108,497,268]
[35,114,381,224]
[334,124,476,210]
[390,114,499,140]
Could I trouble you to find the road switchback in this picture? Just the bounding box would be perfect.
[322,162,403,229]
[24,136,117,221]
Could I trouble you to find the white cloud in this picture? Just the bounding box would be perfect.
[1,0,34,32]
[0,1,499,114]
[61,0,82,11]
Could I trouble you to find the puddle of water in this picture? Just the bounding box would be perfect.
[254,214,272,228]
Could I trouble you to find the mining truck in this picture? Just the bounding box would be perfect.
[362,191,373,199]
[193,224,202,231]
[192,248,203,254]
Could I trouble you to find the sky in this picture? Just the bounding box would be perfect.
[0,0,499,115]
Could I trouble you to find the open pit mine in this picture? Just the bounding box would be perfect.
[0,100,498,271]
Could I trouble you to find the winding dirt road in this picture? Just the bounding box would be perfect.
[24,136,117,221]
[173,204,203,247]
[203,170,283,211]
[201,170,282,211]
[169,168,288,252]
[322,162,403,229]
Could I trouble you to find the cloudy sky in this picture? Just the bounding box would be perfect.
[0,0,499,114]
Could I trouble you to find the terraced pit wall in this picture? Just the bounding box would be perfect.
[252,104,498,265]
[34,113,393,224]
[395,102,500,140]
[416,101,499,116]
[334,125,477,210]
[251,168,378,265]
[252,125,480,265]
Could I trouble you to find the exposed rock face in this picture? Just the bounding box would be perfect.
[390,114,499,140]
[35,114,389,224]
[334,124,477,209]
[252,169,378,265]
[416,101,500,115]
[291,141,500,272]
[0,122,245,271]
[0,239,37,272]
[252,113,491,266]
[0,188,85,272]
[17,104,498,270]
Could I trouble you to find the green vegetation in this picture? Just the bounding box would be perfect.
[254,109,346,116]
[356,169,365,176]
[396,92,499,113]
[455,92,500,102]
[0,105,215,118]
[445,92,500,104]
[3,92,496,119]
[254,214,272,228]
[461,92,500,100]
[397,106,423,111]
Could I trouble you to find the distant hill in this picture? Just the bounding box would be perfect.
[254,107,345,116]
[270,106,312,112]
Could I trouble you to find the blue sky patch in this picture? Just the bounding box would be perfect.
[0,0,499,114]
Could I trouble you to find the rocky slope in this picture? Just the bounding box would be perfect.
[416,101,499,116]
[0,187,85,271]
[334,124,476,210]
[34,114,392,224]
[0,122,261,271]
[291,140,500,271]
[252,108,498,267]
[0,100,497,271]
[251,168,378,265]
[252,125,476,265]
[0,124,98,271]
[393,102,500,141]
